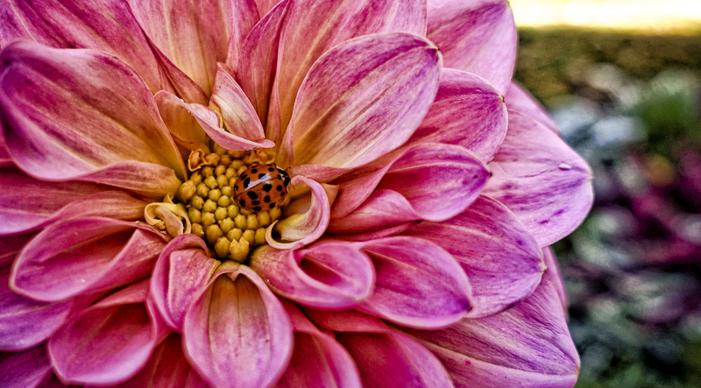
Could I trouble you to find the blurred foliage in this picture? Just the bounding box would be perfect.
[516,28,701,388]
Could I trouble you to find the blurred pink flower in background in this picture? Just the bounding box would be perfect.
[0,0,592,387]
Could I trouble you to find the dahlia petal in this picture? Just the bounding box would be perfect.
[329,189,418,234]
[277,304,361,388]
[211,66,268,142]
[331,143,488,228]
[223,1,261,70]
[427,0,517,93]
[280,33,440,170]
[254,0,281,16]
[411,69,508,161]
[250,241,374,309]
[0,346,52,388]
[49,280,166,385]
[155,91,210,151]
[0,134,11,167]
[267,176,330,250]
[0,267,72,351]
[235,0,289,131]
[544,248,568,309]
[125,334,208,388]
[275,0,427,134]
[409,263,580,387]
[183,263,293,388]
[405,195,545,317]
[0,171,145,235]
[128,0,244,96]
[309,310,453,388]
[506,82,559,133]
[11,217,166,302]
[486,87,594,247]
[0,0,164,92]
[359,237,471,328]
[156,91,274,152]
[0,41,186,195]
[150,235,219,331]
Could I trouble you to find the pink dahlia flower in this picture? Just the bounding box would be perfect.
[0,0,593,387]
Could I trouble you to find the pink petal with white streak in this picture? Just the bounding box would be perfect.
[251,240,374,309]
[150,235,219,331]
[411,68,508,161]
[405,195,545,317]
[11,217,165,302]
[183,263,293,388]
[486,85,594,246]
[0,41,185,196]
[427,0,517,93]
[49,281,167,385]
[280,33,440,170]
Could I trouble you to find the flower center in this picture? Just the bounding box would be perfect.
[149,144,289,262]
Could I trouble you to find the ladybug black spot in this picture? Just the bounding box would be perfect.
[262,183,273,192]
[268,166,275,172]
[264,195,271,203]
[243,177,250,187]
[252,206,262,212]
[238,199,246,207]
[251,168,258,174]
[247,191,259,200]
[276,185,283,192]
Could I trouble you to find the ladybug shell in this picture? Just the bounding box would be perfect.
[234,163,289,212]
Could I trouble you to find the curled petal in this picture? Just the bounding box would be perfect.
[156,91,274,151]
[275,0,427,134]
[277,303,361,388]
[129,0,245,96]
[405,195,545,317]
[309,310,453,388]
[11,217,166,302]
[144,196,191,237]
[0,0,165,92]
[0,41,185,196]
[0,346,52,388]
[408,263,580,387]
[126,334,208,388]
[0,267,72,351]
[210,66,268,142]
[183,263,293,388]
[267,176,330,250]
[280,33,440,170]
[411,68,508,161]
[330,143,488,233]
[155,91,210,151]
[359,237,472,328]
[49,280,166,385]
[236,1,289,131]
[486,84,594,247]
[150,235,219,331]
[251,240,374,309]
[427,0,517,93]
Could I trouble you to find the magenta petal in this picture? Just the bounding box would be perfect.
[235,0,289,132]
[49,280,165,385]
[150,235,219,331]
[411,68,508,161]
[359,237,471,328]
[0,41,185,196]
[506,82,560,133]
[409,264,580,387]
[405,195,545,317]
[544,248,568,309]
[486,85,594,247]
[0,346,52,388]
[0,234,32,268]
[331,143,488,232]
[309,310,453,388]
[125,334,207,388]
[276,304,361,388]
[0,0,165,92]
[251,240,374,309]
[427,0,516,93]
[275,0,427,133]
[280,33,440,170]
[0,267,72,351]
[183,263,293,388]
[11,217,166,302]
[0,135,11,167]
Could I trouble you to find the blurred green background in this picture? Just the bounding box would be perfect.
[511,2,701,386]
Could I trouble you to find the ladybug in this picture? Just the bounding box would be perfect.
[234,163,290,212]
